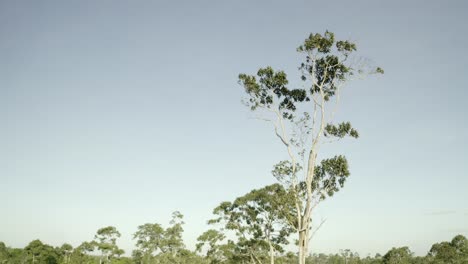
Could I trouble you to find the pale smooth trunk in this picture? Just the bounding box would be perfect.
[269,242,275,264]
[298,231,307,264]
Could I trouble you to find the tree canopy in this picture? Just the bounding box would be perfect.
[238,30,383,264]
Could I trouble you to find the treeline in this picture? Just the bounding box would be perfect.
[0,206,467,264]
[1,184,467,264]
[1,229,467,264]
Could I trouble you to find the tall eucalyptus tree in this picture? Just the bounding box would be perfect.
[238,31,383,264]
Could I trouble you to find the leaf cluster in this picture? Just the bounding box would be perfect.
[324,122,359,139]
[311,155,350,200]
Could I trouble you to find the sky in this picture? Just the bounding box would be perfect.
[1,0,468,257]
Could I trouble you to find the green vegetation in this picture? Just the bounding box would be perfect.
[1,222,467,264]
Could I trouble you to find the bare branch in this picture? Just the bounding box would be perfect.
[309,218,326,242]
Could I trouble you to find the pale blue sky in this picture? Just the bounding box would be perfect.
[1,0,467,257]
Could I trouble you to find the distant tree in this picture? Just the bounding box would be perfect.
[429,241,457,263]
[339,249,360,264]
[238,30,383,264]
[196,229,226,263]
[382,247,412,264]
[176,249,209,264]
[428,234,468,264]
[278,252,297,264]
[361,254,383,264]
[450,234,468,263]
[69,241,95,264]
[0,242,9,263]
[307,253,327,264]
[412,256,428,264]
[154,249,208,264]
[94,226,124,264]
[6,248,25,264]
[133,222,164,264]
[328,254,345,264]
[59,243,73,264]
[24,239,43,264]
[160,211,185,257]
[132,211,188,263]
[131,249,144,264]
[110,256,133,264]
[24,239,59,264]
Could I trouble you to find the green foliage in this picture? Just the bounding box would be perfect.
[428,234,468,264]
[1,234,467,264]
[161,211,185,255]
[69,241,95,264]
[94,226,124,263]
[375,67,384,74]
[312,155,350,199]
[239,66,308,119]
[273,155,350,202]
[196,229,226,263]
[24,239,60,264]
[382,247,413,264]
[110,257,133,264]
[133,222,164,263]
[297,31,336,53]
[7,248,27,264]
[59,243,73,264]
[0,242,10,264]
[131,211,187,263]
[272,161,302,185]
[151,249,208,264]
[207,184,297,263]
[324,122,359,139]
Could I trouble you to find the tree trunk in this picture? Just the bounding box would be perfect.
[269,242,275,264]
[298,230,307,264]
